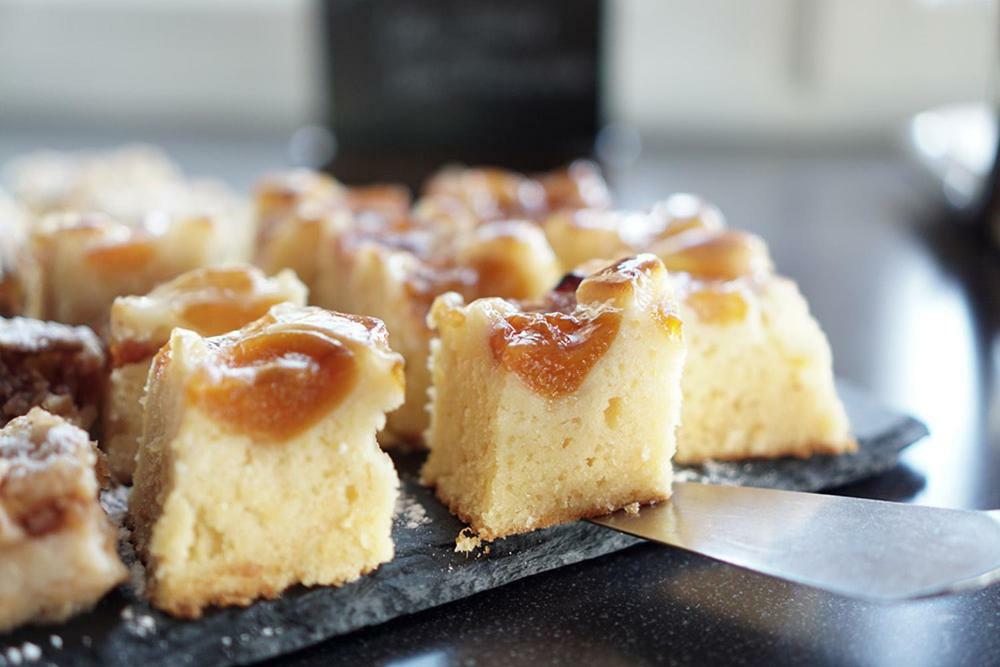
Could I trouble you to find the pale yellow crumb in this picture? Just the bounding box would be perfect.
[624,502,641,516]
[454,528,483,554]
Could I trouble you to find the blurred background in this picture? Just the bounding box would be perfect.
[1,0,999,511]
[0,0,995,187]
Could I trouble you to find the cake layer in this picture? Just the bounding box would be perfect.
[26,211,243,334]
[315,212,560,443]
[543,196,854,462]
[129,304,404,618]
[103,264,308,483]
[423,255,685,540]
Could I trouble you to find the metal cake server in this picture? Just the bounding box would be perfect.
[591,483,1000,601]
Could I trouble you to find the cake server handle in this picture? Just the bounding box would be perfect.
[590,483,1000,601]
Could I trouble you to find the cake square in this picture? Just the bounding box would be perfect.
[422,160,611,222]
[128,304,404,617]
[0,317,105,432]
[422,255,686,540]
[6,145,184,219]
[253,169,411,294]
[542,195,854,463]
[315,216,561,443]
[0,408,126,632]
[253,169,348,291]
[27,211,242,334]
[104,265,308,483]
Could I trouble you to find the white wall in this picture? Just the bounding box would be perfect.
[0,0,323,132]
[0,0,995,143]
[607,0,998,142]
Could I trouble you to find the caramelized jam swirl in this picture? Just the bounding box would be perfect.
[187,306,395,441]
[490,310,622,399]
[192,328,357,441]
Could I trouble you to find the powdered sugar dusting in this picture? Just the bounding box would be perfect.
[394,491,431,529]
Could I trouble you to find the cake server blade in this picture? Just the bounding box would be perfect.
[590,483,1000,601]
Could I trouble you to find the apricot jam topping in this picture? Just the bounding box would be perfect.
[404,264,478,312]
[86,237,157,273]
[255,170,343,220]
[181,299,285,338]
[654,230,770,281]
[685,287,749,325]
[490,310,621,399]
[653,307,684,338]
[649,194,725,240]
[470,254,535,301]
[537,161,612,211]
[426,167,545,220]
[346,184,412,221]
[168,267,288,337]
[576,254,665,306]
[193,329,357,441]
[171,266,254,293]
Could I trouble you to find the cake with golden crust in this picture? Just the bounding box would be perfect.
[26,211,241,334]
[545,195,854,463]
[422,160,611,222]
[253,169,412,293]
[0,317,105,432]
[7,145,254,261]
[315,213,561,443]
[253,169,348,290]
[104,265,308,483]
[0,408,126,632]
[422,255,685,540]
[129,304,403,618]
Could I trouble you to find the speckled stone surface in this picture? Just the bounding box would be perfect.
[0,380,926,667]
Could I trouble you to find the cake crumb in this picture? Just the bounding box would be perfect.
[49,636,62,650]
[454,527,483,554]
[624,502,641,516]
[261,627,274,638]
[221,636,233,648]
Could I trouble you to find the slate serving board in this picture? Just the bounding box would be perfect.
[0,380,927,667]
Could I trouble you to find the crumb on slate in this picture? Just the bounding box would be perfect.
[454,527,483,554]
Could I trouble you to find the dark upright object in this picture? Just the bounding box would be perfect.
[324,0,602,185]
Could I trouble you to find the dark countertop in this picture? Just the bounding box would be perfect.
[3,134,996,666]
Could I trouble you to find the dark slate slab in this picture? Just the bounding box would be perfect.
[0,380,927,667]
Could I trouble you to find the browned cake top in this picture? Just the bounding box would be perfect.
[423,161,611,222]
[109,265,301,367]
[535,160,612,212]
[0,408,98,541]
[253,169,346,228]
[345,184,412,223]
[35,211,217,278]
[185,305,397,441]
[336,216,552,319]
